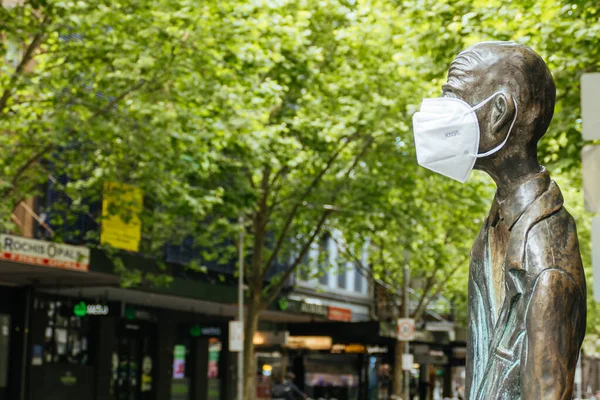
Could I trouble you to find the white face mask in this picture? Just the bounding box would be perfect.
[412,91,518,183]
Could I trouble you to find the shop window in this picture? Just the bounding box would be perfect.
[43,301,90,365]
[0,315,10,389]
[171,343,190,400]
[297,250,311,282]
[305,354,360,400]
[207,339,221,400]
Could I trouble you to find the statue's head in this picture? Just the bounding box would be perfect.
[443,41,556,170]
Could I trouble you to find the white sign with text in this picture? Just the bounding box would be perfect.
[229,321,244,352]
[0,234,90,272]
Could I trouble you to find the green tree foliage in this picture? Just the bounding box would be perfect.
[2,0,599,397]
[0,0,238,251]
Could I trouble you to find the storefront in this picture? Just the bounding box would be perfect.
[284,322,395,400]
[0,234,119,400]
[170,320,228,400]
[411,328,466,400]
[112,305,159,400]
[0,286,28,400]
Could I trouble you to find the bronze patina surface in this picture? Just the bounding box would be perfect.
[442,41,586,399]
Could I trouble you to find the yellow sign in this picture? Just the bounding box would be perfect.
[100,182,143,252]
[331,343,367,354]
[285,336,332,350]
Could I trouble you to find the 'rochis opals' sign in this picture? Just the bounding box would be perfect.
[0,234,90,272]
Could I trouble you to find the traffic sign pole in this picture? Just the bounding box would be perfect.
[237,216,244,400]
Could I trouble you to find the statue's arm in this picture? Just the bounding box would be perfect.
[521,269,583,400]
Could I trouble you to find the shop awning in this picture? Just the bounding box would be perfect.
[0,259,120,288]
[41,286,315,322]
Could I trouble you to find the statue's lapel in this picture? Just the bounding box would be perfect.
[505,181,564,275]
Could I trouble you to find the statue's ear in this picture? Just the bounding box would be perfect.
[491,93,516,135]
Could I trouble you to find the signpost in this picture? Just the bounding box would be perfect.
[235,216,244,400]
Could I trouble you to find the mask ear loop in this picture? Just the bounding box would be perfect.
[461,91,518,158]
[476,96,518,158]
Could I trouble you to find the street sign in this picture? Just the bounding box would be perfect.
[402,354,414,371]
[582,145,600,213]
[229,321,243,352]
[581,73,600,141]
[397,318,416,341]
[593,216,600,302]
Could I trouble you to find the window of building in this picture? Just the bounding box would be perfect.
[337,259,347,289]
[354,265,363,293]
[43,300,90,365]
[297,248,312,282]
[318,235,330,286]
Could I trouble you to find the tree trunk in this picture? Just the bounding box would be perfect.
[243,291,262,400]
[392,340,407,398]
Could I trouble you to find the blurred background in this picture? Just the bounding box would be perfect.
[1,0,599,399]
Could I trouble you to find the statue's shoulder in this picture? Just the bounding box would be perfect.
[526,206,584,285]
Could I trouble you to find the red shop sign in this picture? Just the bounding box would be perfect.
[328,306,352,322]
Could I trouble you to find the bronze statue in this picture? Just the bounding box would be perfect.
[446,42,586,399]
[413,41,586,399]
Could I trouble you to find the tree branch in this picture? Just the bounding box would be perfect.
[262,137,374,305]
[263,208,332,306]
[263,134,358,272]
[407,233,450,320]
[87,79,147,122]
[10,144,53,188]
[269,166,288,188]
[2,143,53,201]
[266,166,289,215]
[247,170,257,189]
[413,262,462,321]
[250,167,271,281]
[0,16,50,114]
[332,234,404,300]
[411,271,437,320]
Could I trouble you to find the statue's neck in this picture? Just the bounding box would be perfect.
[486,157,544,201]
